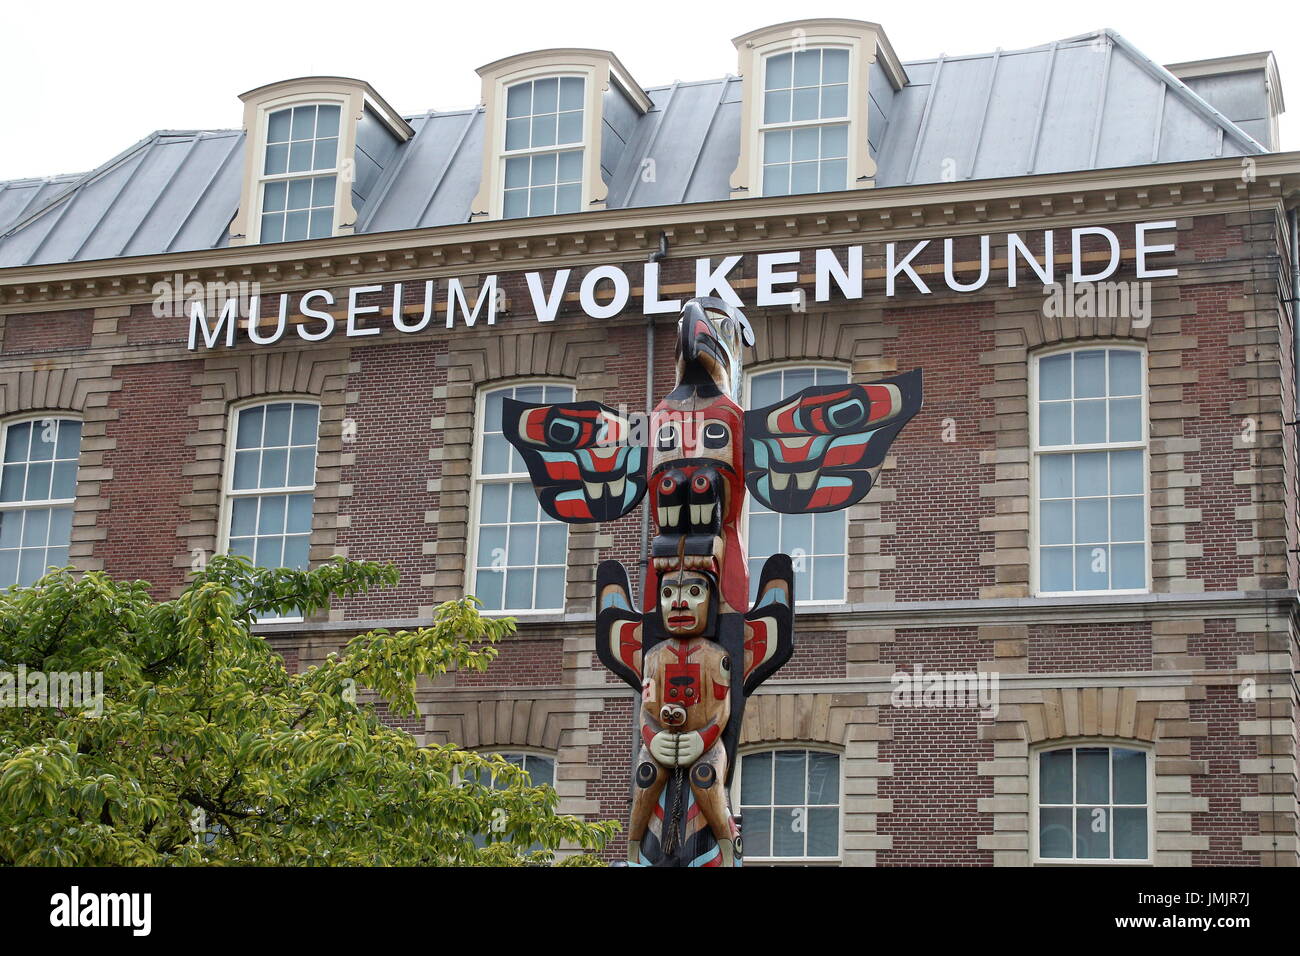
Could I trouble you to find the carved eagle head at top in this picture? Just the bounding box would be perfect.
[671,297,755,403]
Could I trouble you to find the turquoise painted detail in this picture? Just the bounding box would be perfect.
[688,843,721,867]
[756,583,789,609]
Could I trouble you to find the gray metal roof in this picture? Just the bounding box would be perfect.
[0,29,1271,270]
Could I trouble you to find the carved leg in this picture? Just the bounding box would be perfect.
[627,745,668,864]
[688,740,737,865]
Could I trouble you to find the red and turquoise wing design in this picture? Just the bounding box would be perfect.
[502,398,647,523]
[743,553,794,695]
[595,560,643,691]
[743,368,922,514]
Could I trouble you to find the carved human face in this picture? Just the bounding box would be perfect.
[659,571,711,636]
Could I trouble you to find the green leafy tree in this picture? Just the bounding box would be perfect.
[0,557,616,865]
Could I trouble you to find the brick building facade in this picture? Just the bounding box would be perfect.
[1,19,1297,865]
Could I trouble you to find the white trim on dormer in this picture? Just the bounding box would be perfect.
[730,19,906,200]
[469,49,649,222]
[229,77,412,247]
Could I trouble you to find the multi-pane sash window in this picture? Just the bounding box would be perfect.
[466,753,556,852]
[0,418,80,587]
[474,384,571,612]
[1035,348,1147,594]
[760,47,850,196]
[259,103,341,242]
[502,77,584,217]
[225,402,319,575]
[465,752,555,790]
[747,367,848,603]
[1036,745,1150,862]
[739,749,840,861]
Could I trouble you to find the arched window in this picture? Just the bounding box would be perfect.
[0,417,81,587]
[735,748,841,862]
[1033,346,1149,594]
[465,752,557,853]
[464,751,556,789]
[1033,742,1152,863]
[221,401,319,620]
[745,366,849,604]
[471,383,572,612]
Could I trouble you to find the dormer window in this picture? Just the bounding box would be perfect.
[502,77,585,217]
[471,49,650,222]
[731,19,907,199]
[229,77,412,247]
[760,48,850,196]
[259,103,342,242]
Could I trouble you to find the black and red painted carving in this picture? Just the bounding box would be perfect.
[502,296,922,866]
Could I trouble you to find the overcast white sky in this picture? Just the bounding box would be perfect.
[0,0,1294,181]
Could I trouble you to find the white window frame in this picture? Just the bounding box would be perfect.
[467,380,573,617]
[757,44,853,198]
[216,397,321,624]
[249,95,348,245]
[1030,740,1155,866]
[483,62,604,221]
[731,745,843,865]
[463,749,558,852]
[0,414,81,587]
[464,749,557,788]
[730,20,898,200]
[471,53,650,223]
[499,74,587,219]
[742,363,852,607]
[1030,344,1151,597]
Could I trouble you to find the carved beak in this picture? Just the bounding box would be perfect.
[677,301,727,388]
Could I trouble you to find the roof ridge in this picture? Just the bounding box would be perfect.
[0,172,84,189]
[0,131,174,241]
[0,130,242,230]
[1101,28,1268,154]
[901,32,1085,68]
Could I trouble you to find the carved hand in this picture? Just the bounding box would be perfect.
[649,730,705,768]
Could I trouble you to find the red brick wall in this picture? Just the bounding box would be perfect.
[3,309,94,353]
[882,301,998,601]
[452,636,563,687]
[123,300,190,345]
[1191,618,1253,669]
[877,706,996,865]
[877,627,996,865]
[99,360,203,596]
[1191,684,1260,865]
[772,628,846,680]
[334,340,445,618]
[589,695,635,862]
[1028,622,1152,672]
[1181,282,1253,589]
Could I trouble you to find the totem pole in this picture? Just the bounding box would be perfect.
[502,296,922,866]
